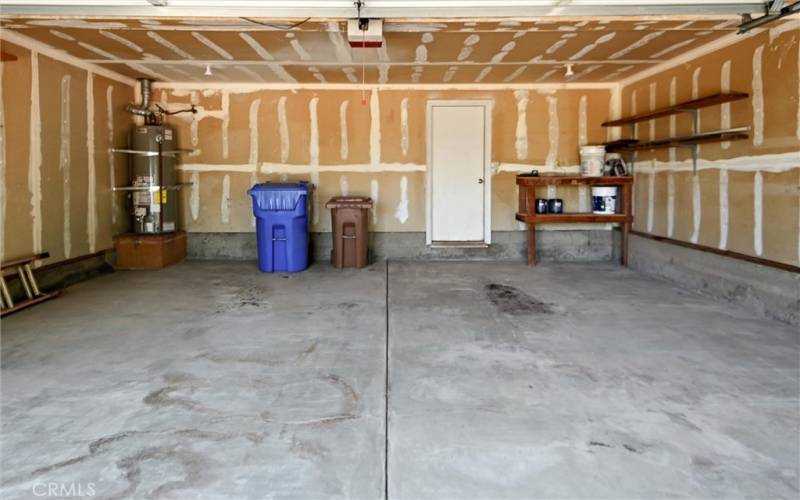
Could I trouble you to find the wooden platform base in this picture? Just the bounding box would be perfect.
[114,231,187,269]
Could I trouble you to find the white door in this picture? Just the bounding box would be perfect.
[428,103,490,243]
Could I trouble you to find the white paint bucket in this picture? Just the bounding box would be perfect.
[592,186,617,214]
[580,145,606,177]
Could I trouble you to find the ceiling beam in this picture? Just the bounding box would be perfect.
[0,1,768,18]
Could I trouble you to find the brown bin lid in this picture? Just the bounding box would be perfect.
[325,196,373,208]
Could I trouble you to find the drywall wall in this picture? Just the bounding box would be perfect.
[153,85,612,236]
[0,41,133,266]
[620,23,799,267]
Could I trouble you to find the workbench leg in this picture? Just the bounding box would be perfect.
[527,224,537,267]
[621,182,633,266]
[621,222,630,266]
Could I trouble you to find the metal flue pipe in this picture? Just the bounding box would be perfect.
[126,78,156,122]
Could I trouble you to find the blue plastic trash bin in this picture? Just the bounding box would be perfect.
[248,182,309,272]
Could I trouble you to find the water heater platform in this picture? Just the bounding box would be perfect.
[114,231,186,270]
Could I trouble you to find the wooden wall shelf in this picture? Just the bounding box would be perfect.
[605,129,750,153]
[602,92,749,127]
[516,175,634,267]
[601,92,750,173]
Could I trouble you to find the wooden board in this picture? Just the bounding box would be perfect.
[114,231,187,270]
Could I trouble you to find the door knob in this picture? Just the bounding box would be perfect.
[478,178,484,184]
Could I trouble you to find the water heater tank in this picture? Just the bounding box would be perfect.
[129,125,178,234]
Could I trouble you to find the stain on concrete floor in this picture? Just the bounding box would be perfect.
[485,283,553,315]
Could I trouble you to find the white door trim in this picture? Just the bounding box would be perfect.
[426,99,493,246]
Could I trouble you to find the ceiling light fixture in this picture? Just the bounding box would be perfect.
[204,64,213,76]
[564,64,575,78]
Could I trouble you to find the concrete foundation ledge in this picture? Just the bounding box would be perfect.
[629,234,800,325]
[187,230,620,263]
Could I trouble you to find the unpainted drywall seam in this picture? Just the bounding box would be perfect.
[719,169,729,250]
[278,95,289,163]
[400,97,409,157]
[513,90,529,161]
[87,72,97,253]
[752,45,765,147]
[690,173,701,244]
[106,85,116,225]
[370,89,381,167]
[546,95,558,166]
[29,51,43,255]
[339,100,349,160]
[754,171,763,255]
[60,74,72,258]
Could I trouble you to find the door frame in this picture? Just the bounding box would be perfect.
[425,99,493,246]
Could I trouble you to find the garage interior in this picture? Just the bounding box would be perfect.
[1,1,799,498]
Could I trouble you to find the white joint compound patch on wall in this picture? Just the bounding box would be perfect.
[394,175,409,224]
[370,89,381,167]
[87,73,97,254]
[752,45,765,147]
[339,175,349,196]
[721,60,732,149]
[400,97,409,157]
[309,96,320,168]
[249,98,261,165]
[278,96,289,163]
[667,173,675,237]
[691,173,701,244]
[546,95,559,167]
[578,185,588,212]
[106,85,116,226]
[631,89,638,138]
[190,171,200,221]
[221,174,231,224]
[60,75,72,258]
[754,171,763,255]
[719,169,729,250]
[692,67,702,154]
[669,76,677,162]
[578,94,588,147]
[339,100,349,160]
[310,171,320,225]
[221,90,230,159]
[370,178,379,224]
[29,51,43,254]
[649,82,657,141]
[514,90,529,160]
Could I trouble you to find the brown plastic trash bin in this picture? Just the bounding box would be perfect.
[325,196,373,269]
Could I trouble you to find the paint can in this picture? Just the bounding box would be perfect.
[580,145,606,177]
[592,187,617,214]
[547,199,564,214]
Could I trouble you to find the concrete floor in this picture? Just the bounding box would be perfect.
[2,261,798,499]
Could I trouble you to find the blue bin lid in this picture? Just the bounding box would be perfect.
[248,181,309,211]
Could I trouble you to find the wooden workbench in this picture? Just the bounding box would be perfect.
[515,175,634,266]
